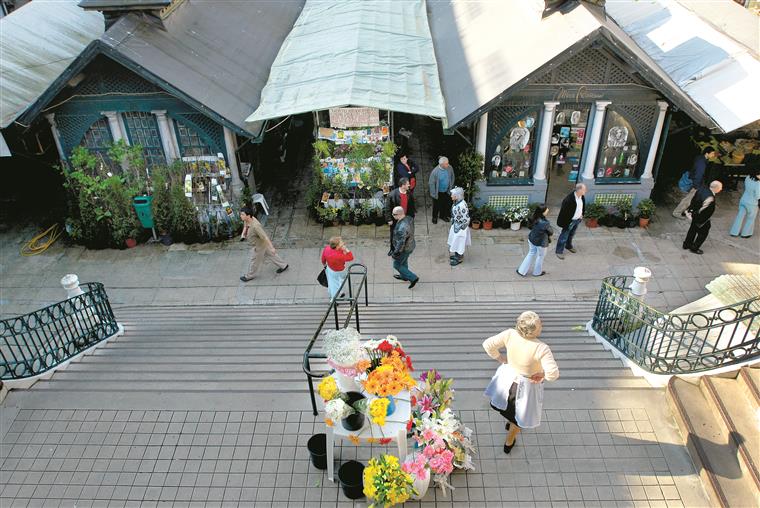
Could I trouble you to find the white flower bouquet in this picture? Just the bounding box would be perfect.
[323,327,363,369]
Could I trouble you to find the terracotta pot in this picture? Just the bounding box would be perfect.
[125,238,137,248]
[483,220,493,230]
[471,221,481,230]
[639,217,650,228]
[585,218,599,228]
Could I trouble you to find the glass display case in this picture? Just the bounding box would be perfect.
[596,110,640,181]
[488,110,539,184]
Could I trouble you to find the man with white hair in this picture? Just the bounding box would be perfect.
[429,156,456,224]
[448,187,471,266]
[555,183,586,260]
[684,180,723,254]
[390,206,419,288]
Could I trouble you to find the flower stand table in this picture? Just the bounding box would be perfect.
[326,387,410,482]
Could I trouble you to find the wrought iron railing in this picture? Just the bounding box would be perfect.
[591,275,760,375]
[303,263,369,415]
[0,283,119,380]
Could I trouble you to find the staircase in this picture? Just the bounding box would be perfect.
[667,366,760,507]
[15,301,651,410]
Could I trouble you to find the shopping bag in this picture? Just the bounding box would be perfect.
[317,268,328,287]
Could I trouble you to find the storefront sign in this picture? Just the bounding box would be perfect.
[554,87,604,101]
[329,107,380,128]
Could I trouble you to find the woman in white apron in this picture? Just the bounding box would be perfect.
[447,187,471,266]
[483,311,559,453]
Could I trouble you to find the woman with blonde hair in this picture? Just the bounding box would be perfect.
[483,311,559,453]
[320,236,354,299]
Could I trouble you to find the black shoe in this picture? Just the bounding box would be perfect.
[276,264,289,274]
[393,274,404,280]
[408,278,419,289]
[682,243,691,250]
[240,276,254,282]
[515,269,525,277]
[504,436,517,454]
[566,247,577,253]
[450,258,461,266]
[387,249,393,256]
[441,217,450,222]
[339,293,346,298]
[741,235,752,239]
[432,219,438,224]
[689,248,704,255]
[505,422,511,430]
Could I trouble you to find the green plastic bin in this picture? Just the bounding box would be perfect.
[133,196,155,229]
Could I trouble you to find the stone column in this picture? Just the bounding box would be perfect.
[101,111,127,143]
[223,126,243,197]
[581,101,612,182]
[151,110,180,162]
[641,101,669,180]
[532,101,560,181]
[476,112,488,173]
[44,113,66,161]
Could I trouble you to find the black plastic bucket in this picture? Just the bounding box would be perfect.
[307,433,327,470]
[338,460,365,499]
[341,391,366,431]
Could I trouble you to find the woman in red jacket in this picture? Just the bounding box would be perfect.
[320,236,354,299]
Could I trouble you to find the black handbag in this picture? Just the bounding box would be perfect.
[317,268,328,287]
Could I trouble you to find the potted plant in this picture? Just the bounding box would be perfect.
[339,206,351,226]
[614,200,633,228]
[500,210,511,229]
[636,198,656,228]
[479,204,496,230]
[505,206,528,231]
[456,150,485,203]
[469,206,481,229]
[584,202,607,228]
[317,206,339,226]
[599,205,616,227]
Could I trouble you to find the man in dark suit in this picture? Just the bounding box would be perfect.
[394,154,419,190]
[683,180,723,254]
[384,177,416,255]
[555,183,586,260]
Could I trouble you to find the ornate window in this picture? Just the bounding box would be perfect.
[595,110,640,181]
[487,110,539,184]
[123,111,166,167]
[174,119,215,157]
[79,117,113,162]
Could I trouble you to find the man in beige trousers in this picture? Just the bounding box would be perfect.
[239,207,288,282]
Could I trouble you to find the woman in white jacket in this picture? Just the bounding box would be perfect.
[483,311,559,453]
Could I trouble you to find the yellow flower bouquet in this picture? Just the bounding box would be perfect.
[363,454,416,507]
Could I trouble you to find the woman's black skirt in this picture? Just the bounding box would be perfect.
[490,381,518,426]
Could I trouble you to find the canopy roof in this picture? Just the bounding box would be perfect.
[428,0,760,133]
[246,0,446,124]
[607,0,760,133]
[0,0,104,128]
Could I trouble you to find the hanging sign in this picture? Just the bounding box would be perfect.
[329,107,380,128]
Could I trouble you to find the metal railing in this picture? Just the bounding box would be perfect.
[303,263,369,415]
[1,283,119,380]
[591,275,760,375]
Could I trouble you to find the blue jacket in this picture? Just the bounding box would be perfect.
[689,155,708,190]
[528,218,553,247]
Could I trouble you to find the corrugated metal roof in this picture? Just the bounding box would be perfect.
[246,0,446,123]
[0,0,104,127]
[102,0,304,135]
[78,0,170,9]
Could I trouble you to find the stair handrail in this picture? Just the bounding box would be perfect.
[591,275,760,375]
[302,263,369,414]
[0,282,119,380]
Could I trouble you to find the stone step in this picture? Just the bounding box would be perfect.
[738,365,760,413]
[667,377,759,508]
[701,376,760,496]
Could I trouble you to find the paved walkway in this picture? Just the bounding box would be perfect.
[1,185,758,318]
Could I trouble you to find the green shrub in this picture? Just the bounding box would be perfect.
[456,150,484,202]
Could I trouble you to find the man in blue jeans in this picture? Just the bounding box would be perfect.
[390,206,419,289]
[555,183,586,260]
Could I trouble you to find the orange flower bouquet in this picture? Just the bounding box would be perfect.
[363,351,416,397]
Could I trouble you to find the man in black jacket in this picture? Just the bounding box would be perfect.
[683,180,722,254]
[384,177,416,255]
[555,183,586,260]
[390,206,419,289]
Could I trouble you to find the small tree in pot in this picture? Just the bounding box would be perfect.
[479,204,496,230]
[636,199,656,228]
[470,206,481,229]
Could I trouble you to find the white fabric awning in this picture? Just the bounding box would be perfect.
[246,0,446,123]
